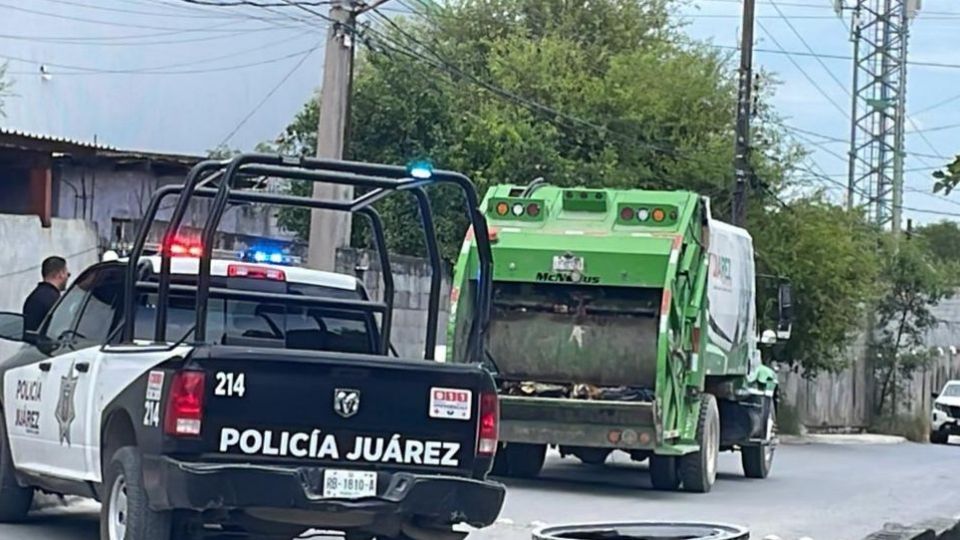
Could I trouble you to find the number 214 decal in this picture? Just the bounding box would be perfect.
[215,372,246,398]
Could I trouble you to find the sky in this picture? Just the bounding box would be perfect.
[0,0,958,224]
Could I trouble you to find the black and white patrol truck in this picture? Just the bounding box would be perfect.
[0,155,505,540]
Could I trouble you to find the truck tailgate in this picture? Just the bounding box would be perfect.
[170,346,494,476]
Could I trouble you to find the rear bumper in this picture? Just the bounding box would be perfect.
[142,456,505,530]
[499,395,659,449]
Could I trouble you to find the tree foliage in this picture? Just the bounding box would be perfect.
[275,0,799,261]
[752,199,880,374]
[932,155,960,195]
[915,220,960,267]
[873,240,954,414]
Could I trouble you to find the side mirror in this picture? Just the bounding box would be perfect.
[777,281,793,339]
[0,312,24,342]
[932,392,940,400]
[760,329,778,345]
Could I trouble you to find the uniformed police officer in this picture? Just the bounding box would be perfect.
[21,256,69,339]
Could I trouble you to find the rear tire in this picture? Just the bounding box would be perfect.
[649,455,679,491]
[504,443,546,478]
[679,394,720,493]
[0,416,32,522]
[101,446,173,540]
[930,430,950,445]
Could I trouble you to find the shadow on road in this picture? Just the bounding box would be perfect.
[492,457,751,499]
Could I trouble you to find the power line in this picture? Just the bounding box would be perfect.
[912,90,960,116]
[219,41,323,145]
[181,0,334,7]
[907,122,960,135]
[767,0,850,96]
[38,0,288,20]
[755,19,848,114]
[783,124,847,143]
[714,44,960,71]
[0,1,282,32]
[3,44,321,75]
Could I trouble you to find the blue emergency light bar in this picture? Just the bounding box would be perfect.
[239,248,302,266]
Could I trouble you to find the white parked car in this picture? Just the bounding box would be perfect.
[931,380,960,444]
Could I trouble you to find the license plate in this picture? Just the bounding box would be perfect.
[323,470,377,499]
[553,255,584,272]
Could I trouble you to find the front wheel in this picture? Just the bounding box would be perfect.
[742,398,776,479]
[930,430,950,445]
[0,415,32,522]
[101,447,173,540]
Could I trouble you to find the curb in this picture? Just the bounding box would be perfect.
[780,434,907,445]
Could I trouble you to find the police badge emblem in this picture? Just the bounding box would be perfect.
[55,363,79,446]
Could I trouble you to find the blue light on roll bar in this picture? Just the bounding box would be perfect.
[240,248,301,266]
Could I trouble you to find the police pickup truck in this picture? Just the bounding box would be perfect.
[0,154,505,540]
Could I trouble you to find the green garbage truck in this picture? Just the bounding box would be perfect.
[445,183,792,493]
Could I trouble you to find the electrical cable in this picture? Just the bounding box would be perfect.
[768,0,850,95]
[755,20,848,114]
[2,44,320,75]
[218,41,323,145]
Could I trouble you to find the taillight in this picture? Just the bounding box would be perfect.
[164,371,206,437]
[477,392,499,456]
[227,264,286,281]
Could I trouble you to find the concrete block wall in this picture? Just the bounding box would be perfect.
[335,247,451,360]
[0,215,100,358]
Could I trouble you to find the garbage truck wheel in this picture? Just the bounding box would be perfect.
[649,455,679,491]
[505,443,546,478]
[742,398,776,479]
[679,394,720,493]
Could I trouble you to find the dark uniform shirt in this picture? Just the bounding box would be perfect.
[22,282,60,338]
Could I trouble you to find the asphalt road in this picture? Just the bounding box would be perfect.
[2,440,959,540]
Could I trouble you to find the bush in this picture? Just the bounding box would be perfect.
[871,414,929,443]
[776,401,803,436]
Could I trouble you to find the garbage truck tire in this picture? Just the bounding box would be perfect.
[679,394,720,493]
[505,443,546,479]
[649,455,679,491]
[742,398,776,479]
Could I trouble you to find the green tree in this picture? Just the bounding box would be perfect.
[872,239,953,415]
[932,155,960,195]
[751,199,880,374]
[915,220,960,266]
[274,0,797,261]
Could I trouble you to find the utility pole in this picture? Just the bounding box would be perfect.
[307,0,356,272]
[731,0,757,228]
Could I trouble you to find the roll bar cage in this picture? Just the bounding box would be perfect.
[120,153,494,363]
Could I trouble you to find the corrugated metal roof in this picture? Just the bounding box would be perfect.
[0,127,115,151]
[0,128,204,167]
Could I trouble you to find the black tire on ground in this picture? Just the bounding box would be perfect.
[0,415,33,522]
[679,393,720,493]
[649,455,680,491]
[930,430,950,444]
[742,398,776,479]
[101,446,173,540]
[504,443,546,478]
[490,444,509,476]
